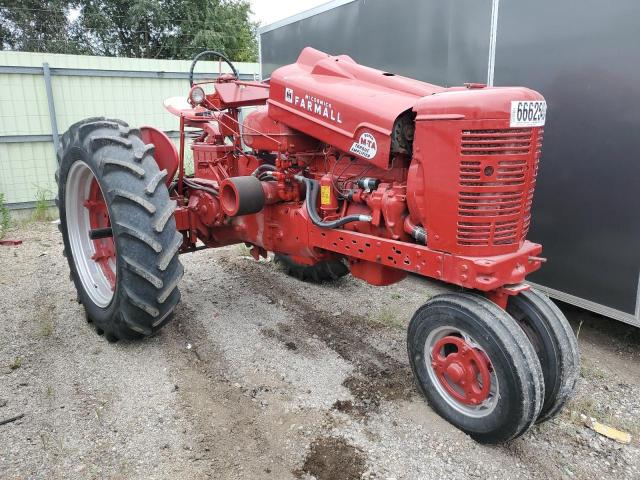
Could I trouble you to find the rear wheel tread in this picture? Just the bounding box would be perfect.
[154,201,177,233]
[109,188,156,214]
[101,157,145,178]
[124,286,160,317]
[157,232,183,271]
[115,221,162,253]
[78,120,121,141]
[122,311,151,335]
[134,144,155,162]
[89,135,132,152]
[122,255,164,288]
[158,264,185,304]
[145,169,168,195]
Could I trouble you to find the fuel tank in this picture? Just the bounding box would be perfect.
[267,47,443,169]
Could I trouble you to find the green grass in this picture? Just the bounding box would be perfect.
[9,356,22,370]
[0,192,10,239]
[566,360,640,436]
[580,359,606,382]
[32,188,53,221]
[40,319,55,337]
[374,309,404,329]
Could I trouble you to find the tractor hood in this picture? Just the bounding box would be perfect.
[267,47,444,169]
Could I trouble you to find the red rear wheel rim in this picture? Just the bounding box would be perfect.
[85,179,116,289]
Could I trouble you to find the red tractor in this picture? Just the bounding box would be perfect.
[55,48,579,443]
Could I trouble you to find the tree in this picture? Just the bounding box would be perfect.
[0,0,87,53]
[0,0,257,61]
[74,0,257,60]
[175,0,257,62]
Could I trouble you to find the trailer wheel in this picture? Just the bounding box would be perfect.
[507,288,580,423]
[56,118,184,341]
[407,293,544,443]
[275,254,349,282]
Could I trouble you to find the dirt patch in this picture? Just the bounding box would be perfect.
[343,364,413,408]
[261,324,308,353]
[276,304,414,418]
[296,436,366,480]
[332,399,355,414]
[234,262,415,417]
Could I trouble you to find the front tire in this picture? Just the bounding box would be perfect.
[507,288,580,423]
[407,293,544,443]
[56,118,184,341]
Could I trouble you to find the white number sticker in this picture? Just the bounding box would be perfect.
[510,100,547,127]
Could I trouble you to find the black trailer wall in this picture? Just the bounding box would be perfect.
[494,0,640,316]
[259,0,640,324]
[260,0,491,87]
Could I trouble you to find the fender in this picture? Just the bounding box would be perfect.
[140,126,179,185]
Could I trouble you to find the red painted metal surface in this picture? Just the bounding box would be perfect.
[243,107,319,152]
[160,47,550,305]
[0,239,22,246]
[85,179,116,288]
[212,81,269,107]
[268,48,444,170]
[410,90,544,256]
[431,335,492,406]
[140,126,179,185]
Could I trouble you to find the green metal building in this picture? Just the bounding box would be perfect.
[0,51,258,207]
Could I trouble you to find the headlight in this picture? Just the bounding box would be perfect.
[189,86,205,105]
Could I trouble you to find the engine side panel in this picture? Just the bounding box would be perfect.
[267,47,443,169]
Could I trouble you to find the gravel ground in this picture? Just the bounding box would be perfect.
[1,222,639,480]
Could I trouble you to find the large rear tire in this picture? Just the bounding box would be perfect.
[275,254,349,282]
[407,293,544,443]
[507,288,580,423]
[56,117,184,341]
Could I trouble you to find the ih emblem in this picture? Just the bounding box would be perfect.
[285,88,294,103]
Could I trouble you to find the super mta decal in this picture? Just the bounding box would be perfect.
[285,87,343,124]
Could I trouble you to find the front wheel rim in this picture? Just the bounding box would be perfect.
[65,161,116,307]
[425,325,499,418]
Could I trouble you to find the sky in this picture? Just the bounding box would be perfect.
[250,0,331,27]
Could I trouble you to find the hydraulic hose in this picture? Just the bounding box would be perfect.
[252,164,276,177]
[404,216,427,244]
[295,175,372,229]
[183,177,218,196]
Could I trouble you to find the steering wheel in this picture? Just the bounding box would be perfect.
[189,50,239,87]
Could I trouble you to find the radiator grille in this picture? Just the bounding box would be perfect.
[522,129,543,238]
[457,128,539,247]
[461,128,532,156]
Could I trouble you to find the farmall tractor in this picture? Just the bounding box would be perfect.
[55,48,579,443]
